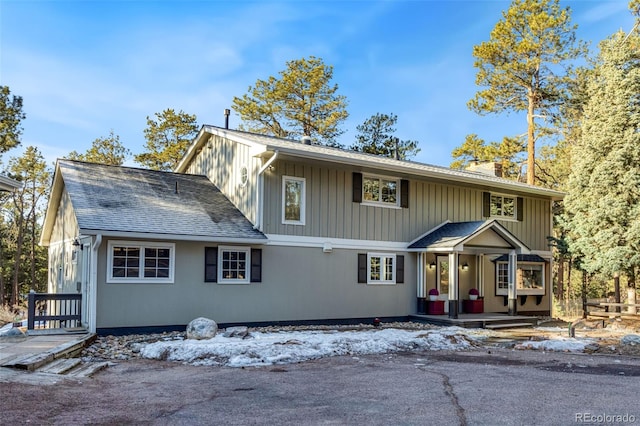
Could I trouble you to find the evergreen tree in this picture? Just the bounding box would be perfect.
[67,130,131,165]
[135,109,198,171]
[468,0,586,185]
[232,56,349,147]
[5,147,50,305]
[0,86,25,154]
[565,30,640,307]
[451,134,524,179]
[350,113,420,160]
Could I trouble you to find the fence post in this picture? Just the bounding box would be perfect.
[27,292,35,330]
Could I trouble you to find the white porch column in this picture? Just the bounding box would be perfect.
[416,253,426,313]
[508,249,517,316]
[448,252,459,318]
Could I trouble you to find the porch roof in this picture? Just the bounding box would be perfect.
[407,220,529,252]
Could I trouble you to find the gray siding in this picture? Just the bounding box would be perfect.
[186,134,259,224]
[95,240,415,328]
[262,158,552,251]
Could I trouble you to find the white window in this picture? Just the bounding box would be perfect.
[363,175,399,207]
[496,261,544,295]
[282,176,305,225]
[367,253,396,285]
[107,241,175,283]
[219,246,251,284]
[490,194,516,219]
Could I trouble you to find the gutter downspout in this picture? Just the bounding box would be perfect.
[255,151,279,231]
[89,234,102,333]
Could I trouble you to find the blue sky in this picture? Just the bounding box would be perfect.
[0,0,634,169]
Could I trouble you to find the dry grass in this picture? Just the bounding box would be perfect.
[0,304,25,327]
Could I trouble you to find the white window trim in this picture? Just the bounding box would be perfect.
[489,192,517,221]
[496,261,545,296]
[282,176,306,225]
[218,245,251,284]
[367,252,396,285]
[107,240,175,284]
[361,174,401,209]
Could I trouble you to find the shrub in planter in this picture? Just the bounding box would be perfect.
[428,288,439,301]
[469,288,479,300]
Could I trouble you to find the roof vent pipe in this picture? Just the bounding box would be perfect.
[224,109,230,129]
[301,135,312,145]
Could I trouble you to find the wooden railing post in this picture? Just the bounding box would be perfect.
[27,291,36,330]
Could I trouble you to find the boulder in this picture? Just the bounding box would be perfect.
[186,317,217,340]
[621,334,640,346]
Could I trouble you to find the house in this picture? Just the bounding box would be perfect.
[40,126,563,333]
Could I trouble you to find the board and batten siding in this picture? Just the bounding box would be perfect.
[48,189,80,293]
[262,158,551,251]
[186,134,259,224]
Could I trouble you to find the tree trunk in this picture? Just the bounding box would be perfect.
[526,89,536,185]
[613,272,621,313]
[581,271,589,319]
[0,231,4,307]
[556,256,564,301]
[11,217,23,308]
[628,271,637,315]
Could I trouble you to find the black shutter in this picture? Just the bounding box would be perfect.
[204,247,217,282]
[250,248,262,282]
[396,255,404,283]
[482,192,491,217]
[357,253,367,283]
[516,197,524,221]
[353,172,363,203]
[400,180,409,208]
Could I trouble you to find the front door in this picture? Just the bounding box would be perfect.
[437,256,449,313]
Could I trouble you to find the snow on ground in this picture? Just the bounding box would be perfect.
[140,327,488,368]
[514,336,597,353]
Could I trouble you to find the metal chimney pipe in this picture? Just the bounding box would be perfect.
[224,109,230,129]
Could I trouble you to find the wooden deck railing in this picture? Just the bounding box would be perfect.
[27,293,82,330]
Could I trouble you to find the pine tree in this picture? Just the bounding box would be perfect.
[565,30,640,308]
[468,0,586,185]
[232,56,349,147]
[67,130,131,165]
[135,109,198,171]
[0,86,25,154]
[350,113,419,160]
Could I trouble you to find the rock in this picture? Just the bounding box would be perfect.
[621,334,640,346]
[186,317,217,340]
[223,326,249,338]
[4,327,24,336]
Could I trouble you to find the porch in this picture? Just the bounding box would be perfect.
[410,313,538,329]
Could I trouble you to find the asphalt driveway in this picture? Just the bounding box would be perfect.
[1,347,639,425]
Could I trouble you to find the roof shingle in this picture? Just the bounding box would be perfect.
[59,160,266,241]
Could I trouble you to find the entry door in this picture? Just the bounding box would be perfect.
[437,256,449,313]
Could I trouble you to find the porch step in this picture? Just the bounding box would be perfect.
[485,322,534,330]
[37,357,82,375]
[65,361,109,378]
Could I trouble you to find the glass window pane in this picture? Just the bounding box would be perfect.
[285,180,302,221]
[490,195,502,216]
[381,180,397,203]
[363,178,379,202]
[503,197,515,217]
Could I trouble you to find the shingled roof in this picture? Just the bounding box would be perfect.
[49,160,266,242]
